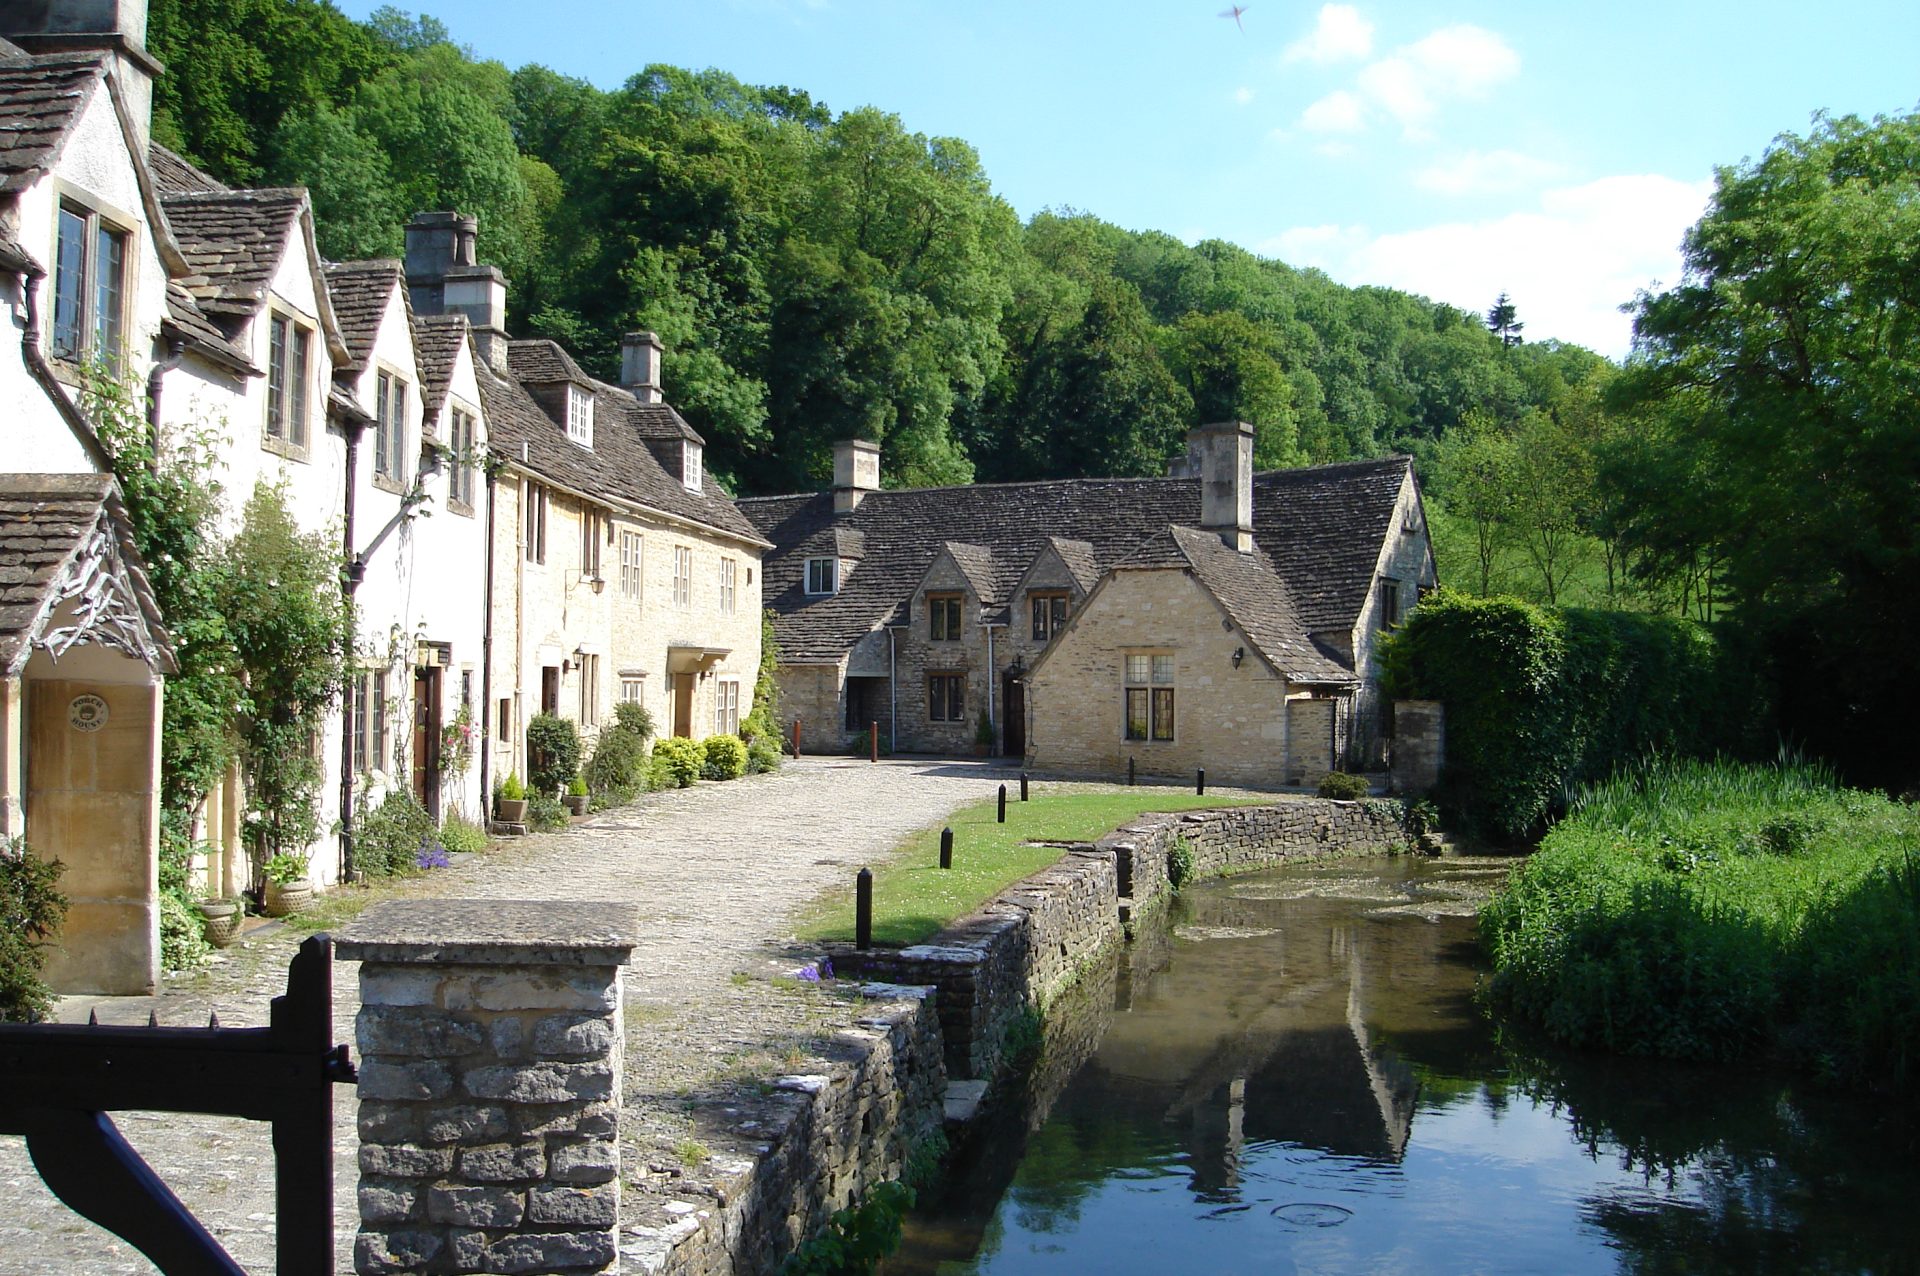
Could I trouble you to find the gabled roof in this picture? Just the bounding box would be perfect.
[933,541,1002,610]
[162,280,255,375]
[324,259,407,373]
[1044,536,1100,594]
[0,474,174,675]
[413,314,468,422]
[148,141,226,195]
[1152,525,1354,685]
[0,49,105,194]
[507,340,593,386]
[475,361,769,550]
[163,188,308,318]
[737,456,1414,664]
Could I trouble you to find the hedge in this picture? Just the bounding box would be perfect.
[1380,591,1769,841]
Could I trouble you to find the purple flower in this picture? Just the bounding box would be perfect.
[415,836,451,870]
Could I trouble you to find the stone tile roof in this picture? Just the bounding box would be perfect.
[162,279,255,374]
[147,141,226,195]
[162,188,306,318]
[937,542,1002,611]
[0,473,173,674]
[1159,524,1354,685]
[323,259,405,373]
[0,230,36,275]
[0,50,105,194]
[413,314,468,422]
[476,360,769,549]
[506,340,591,386]
[1046,536,1100,594]
[737,456,1413,664]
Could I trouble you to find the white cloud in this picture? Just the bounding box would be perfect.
[1234,86,1256,106]
[1299,89,1367,134]
[1290,22,1520,139]
[1284,4,1375,64]
[1414,149,1566,196]
[1260,174,1713,357]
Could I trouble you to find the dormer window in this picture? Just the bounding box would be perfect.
[805,557,838,596]
[684,442,703,492]
[566,385,594,447]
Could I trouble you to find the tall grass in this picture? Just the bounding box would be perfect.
[1481,758,1920,1086]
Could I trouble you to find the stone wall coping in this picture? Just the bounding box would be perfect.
[333,899,645,966]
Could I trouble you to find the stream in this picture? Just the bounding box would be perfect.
[886,855,1918,1274]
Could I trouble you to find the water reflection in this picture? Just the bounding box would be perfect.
[889,858,1918,1275]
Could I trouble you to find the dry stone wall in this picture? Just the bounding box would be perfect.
[1102,799,1408,904]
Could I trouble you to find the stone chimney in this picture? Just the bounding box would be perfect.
[620,331,664,404]
[403,211,509,373]
[0,0,162,146]
[832,439,881,514]
[1190,421,1255,552]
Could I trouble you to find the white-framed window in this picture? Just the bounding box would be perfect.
[718,557,736,614]
[673,545,692,608]
[580,653,600,727]
[524,482,548,564]
[266,310,313,450]
[374,369,408,484]
[714,679,741,735]
[684,442,703,492]
[52,199,129,372]
[447,406,477,510]
[620,531,643,599]
[1123,652,1175,742]
[350,668,389,773]
[804,557,837,596]
[620,677,645,705]
[580,509,604,582]
[566,384,594,446]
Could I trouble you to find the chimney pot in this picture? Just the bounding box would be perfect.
[0,0,160,146]
[405,211,509,373]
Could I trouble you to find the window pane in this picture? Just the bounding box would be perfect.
[1152,655,1175,684]
[375,373,391,473]
[289,326,309,446]
[53,207,85,356]
[1125,654,1150,685]
[1051,597,1068,632]
[267,315,287,439]
[1125,687,1148,740]
[1031,598,1046,641]
[1152,688,1175,740]
[93,222,125,370]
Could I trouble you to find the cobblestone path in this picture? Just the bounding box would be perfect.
[0,756,1027,1274]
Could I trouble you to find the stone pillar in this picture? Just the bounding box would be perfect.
[1389,699,1445,796]
[334,900,643,1275]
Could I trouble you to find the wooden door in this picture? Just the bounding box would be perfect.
[413,666,441,819]
[672,673,695,738]
[1003,673,1026,758]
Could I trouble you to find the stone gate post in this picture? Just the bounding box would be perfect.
[335,900,642,1275]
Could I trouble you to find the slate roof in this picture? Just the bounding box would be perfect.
[148,142,226,195]
[0,231,35,275]
[506,340,592,386]
[162,188,306,318]
[1155,524,1354,685]
[1045,536,1100,594]
[736,456,1413,664]
[162,280,256,374]
[937,542,1002,611]
[324,259,404,373]
[413,314,468,421]
[476,353,769,549]
[0,473,172,673]
[0,50,105,194]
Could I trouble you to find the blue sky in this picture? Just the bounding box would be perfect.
[339,1,1920,356]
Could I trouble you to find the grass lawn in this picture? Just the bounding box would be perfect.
[797,789,1271,947]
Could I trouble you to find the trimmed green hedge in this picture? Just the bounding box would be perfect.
[1381,591,1768,840]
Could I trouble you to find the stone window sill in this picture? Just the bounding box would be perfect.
[261,432,310,463]
[372,472,407,497]
[447,497,475,519]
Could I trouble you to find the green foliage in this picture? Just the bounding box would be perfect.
[262,852,309,886]
[1001,1006,1044,1065]
[651,737,703,789]
[356,788,435,878]
[1381,591,1768,841]
[974,711,994,748]
[159,893,213,973]
[583,728,647,806]
[746,736,783,776]
[739,610,783,769]
[438,812,489,854]
[1317,772,1371,800]
[778,1180,915,1276]
[498,772,527,801]
[700,734,749,781]
[524,714,582,797]
[1481,760,1920,1085]
[567,775,589,797]
[526,794,570,832]
[612,700,655,740]
[0,840,68,1022]
[1166,834,1195,890]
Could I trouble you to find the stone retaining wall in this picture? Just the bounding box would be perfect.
[1102,799,1408,906]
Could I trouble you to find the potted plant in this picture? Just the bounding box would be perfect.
[974,711,995,757]
[564,774,591,816]
[261,853,312,917]
[199,897,241,948]
[496,772,529,824]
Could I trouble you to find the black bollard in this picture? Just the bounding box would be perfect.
[940,827,954,869]
[856,867,874,951]
[1020,772,1030,802]
[1128,756,1136,787]
[1197,768,1206,796]
[998,784,1007,823]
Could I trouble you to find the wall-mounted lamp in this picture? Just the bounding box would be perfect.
[1232,646,1245,669]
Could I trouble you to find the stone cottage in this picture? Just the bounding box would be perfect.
[738,425,1434,783]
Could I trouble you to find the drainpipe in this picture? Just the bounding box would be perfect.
[887,627,897,751]
[338,416,366,882]
[986,625,996,737]
[478,464,497,819]
[17,265,115,473]
[144,335,185,473]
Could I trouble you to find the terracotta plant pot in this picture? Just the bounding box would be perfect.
[496,797,530,824]
[564,794,590,816]
[264,878,313,918]
[200,900,241,948]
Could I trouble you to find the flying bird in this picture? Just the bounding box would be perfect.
[1220,5,1248,32]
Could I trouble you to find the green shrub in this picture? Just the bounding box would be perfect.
[612,700,654,740]
[651,737,702,789]
[527,794,569,831]
[568,775,588,797]
[439,812,488,854]
[498,772,527,801]
[0,839,67,1021]
[357,788,435,878]
[524,714,582,797]
[780,1180,915,1276]
[1318,771,1370,800]
[1381,591,1770,841]
[746,735,782,775]
[700,734,748,781]
[584,727,647,805]
[1167,834,1195,889]
[263,852,309,885]
[1481,759,1920,1085]
[160,893,213,972]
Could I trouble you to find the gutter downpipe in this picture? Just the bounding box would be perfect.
[888,627,897,752]
[478,464,497,820]
[144,336,185,473]
[338,416,366,883]
[986,624,996,740]
[18,265,115,473]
